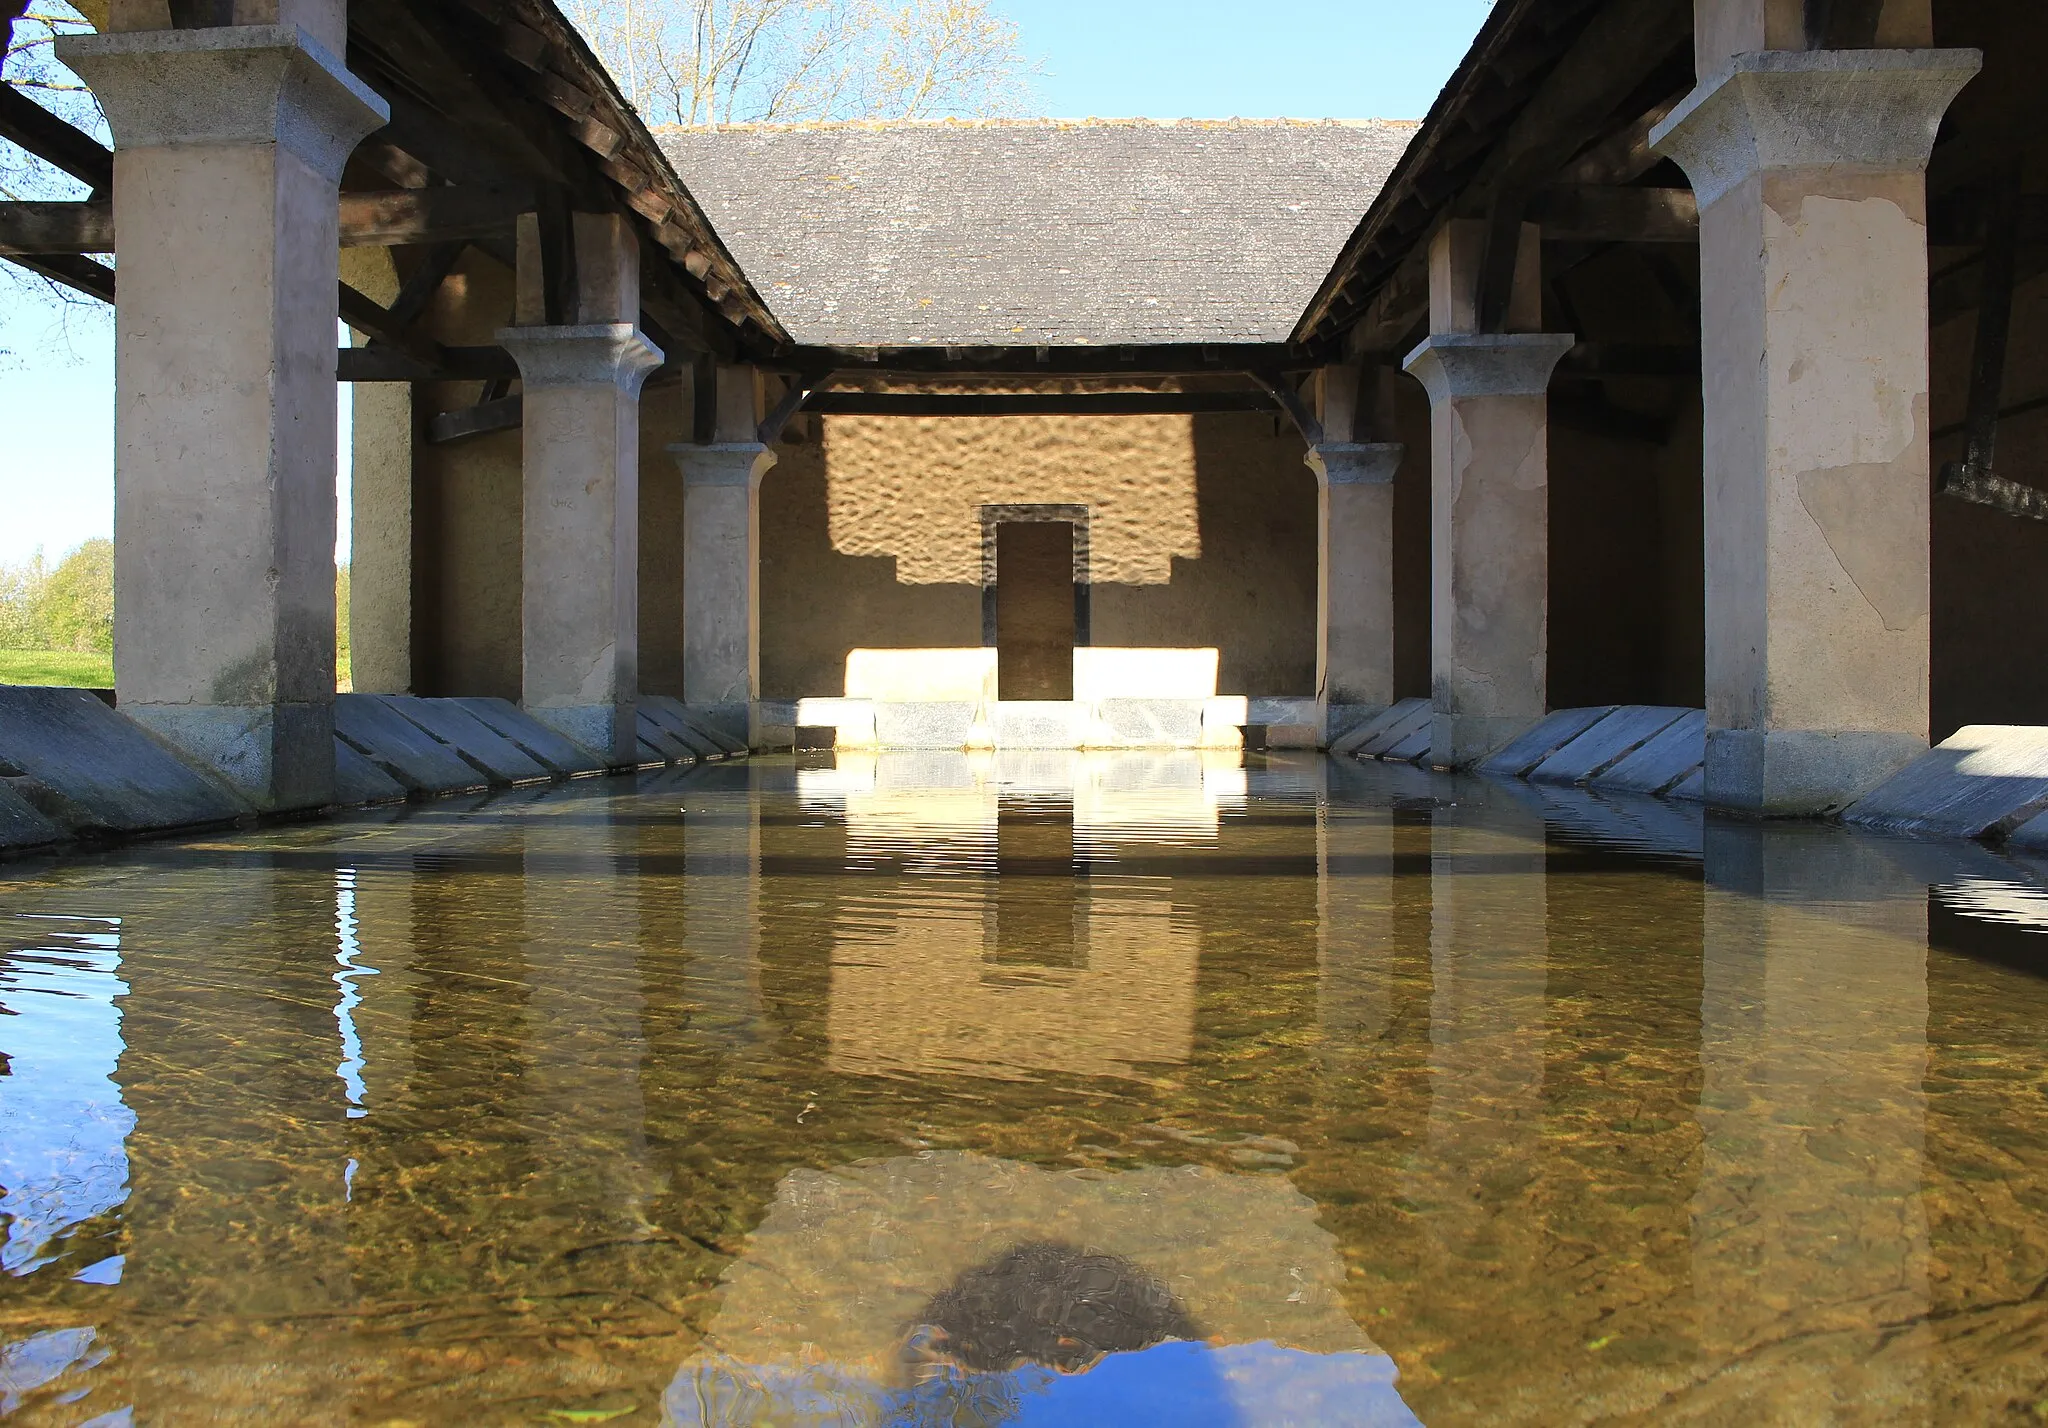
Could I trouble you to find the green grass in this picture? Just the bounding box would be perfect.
[0,649,115,689]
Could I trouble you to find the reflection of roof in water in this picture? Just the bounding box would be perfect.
[665,1150,1418,1425]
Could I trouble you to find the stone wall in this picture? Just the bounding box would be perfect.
[756,410,1320,701]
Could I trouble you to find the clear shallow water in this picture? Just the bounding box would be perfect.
[0,751,2043,1426]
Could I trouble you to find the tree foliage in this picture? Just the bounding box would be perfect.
[0,538,113,654]
[561,0,1039,127]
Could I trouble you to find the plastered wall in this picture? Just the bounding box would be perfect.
[757,410,1319,701]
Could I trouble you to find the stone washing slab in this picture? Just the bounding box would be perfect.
[456,698,606,775]
[1091,698,1205,748]
[1331,699,1422,757]
[644,697,743,759]
[635,710,698,764]
[0,779,65,853]
[874,701,979,750]
[0,685,250,836]
[1530,706,1694,786]
[1666,767,1705,802]
[1479,706,1617,779]
[375,696,552,785]
[1595,710,1707,796]
[991,701,1088,748]
[333,694,489,797]
[1355,699,1434,759]
[1073,647,1217,702]
[1383,718,1434,764]
[1847,726,2048,841]
[334,741,407,806]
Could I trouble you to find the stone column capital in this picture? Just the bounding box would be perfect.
[498,324,664,394]
[1305,442,1403,488]
[669,442,779,491]
[1402,333,1575,406]
[1650,48,1982,208]
[57,24,388,181]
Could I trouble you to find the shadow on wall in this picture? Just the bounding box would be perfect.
[759,412,1319,700]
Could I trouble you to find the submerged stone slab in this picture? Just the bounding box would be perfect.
[1479,707,1617,779]
[0,779,65,853]
[1354,699,1434,759]
[874,701,978,750]
[456,698,606,776]
[0,685,249,836]
[376,696,552,785]
[1848,726,2048,841]
[1091,698,1205,748]
[1595,710,1707,796]
[333,694,489,797]
[992,701,1087,748]
[1530,707,1694,786]
[334,741,407,806]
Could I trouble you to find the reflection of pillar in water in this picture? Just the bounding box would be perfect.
[1413,803,1550,1278]
[1316,777,1396,1055]
[683,763,765,1047]
[521,798,657,1237]
[1693,828,1931,1414]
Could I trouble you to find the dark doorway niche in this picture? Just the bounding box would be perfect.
[995,521,1077,700]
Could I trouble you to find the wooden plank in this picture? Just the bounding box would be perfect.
[802,391,1282,418]
[0,84,112,192]
[0,200,113,254]
[338,185,533,247]
[2,251,114,303]
[337,345,520,382]
[427,395,524,445]
[1535,185,1698,243]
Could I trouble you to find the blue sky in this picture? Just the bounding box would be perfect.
[0,1,1490,567]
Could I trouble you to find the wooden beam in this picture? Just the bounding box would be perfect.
[2,251,114,303]
[0,84,112,193]
[1555,93,1688,188]
[339,283,448,373]
[794,343,1300,377]
[1246,372,1324,445]
[337,344,519,382]
[1343,248,1429,360]
[0,200,113,254]
[1555,341,1700,378]
[759,369,829,445]
[426,394,523,445]
[338,185,532,247]
[802,391,1281,418]
[1535,185,1698,244]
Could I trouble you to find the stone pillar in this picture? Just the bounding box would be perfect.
[57,16,388,811]
[1306,443,1403,717]
[499,215,663,765]
[671,368,775,745]
[1402,220,1573,769]
[1653,36,1979,814]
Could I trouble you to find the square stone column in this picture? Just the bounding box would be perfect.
[670,442,779,745]
[1403,333,1574,768]
[1653,47,1979,814]
[498,325,664,765]
[57,22,388,811]
[1306,442,1403,714]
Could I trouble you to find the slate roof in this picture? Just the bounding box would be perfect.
[657,119,1415,349]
